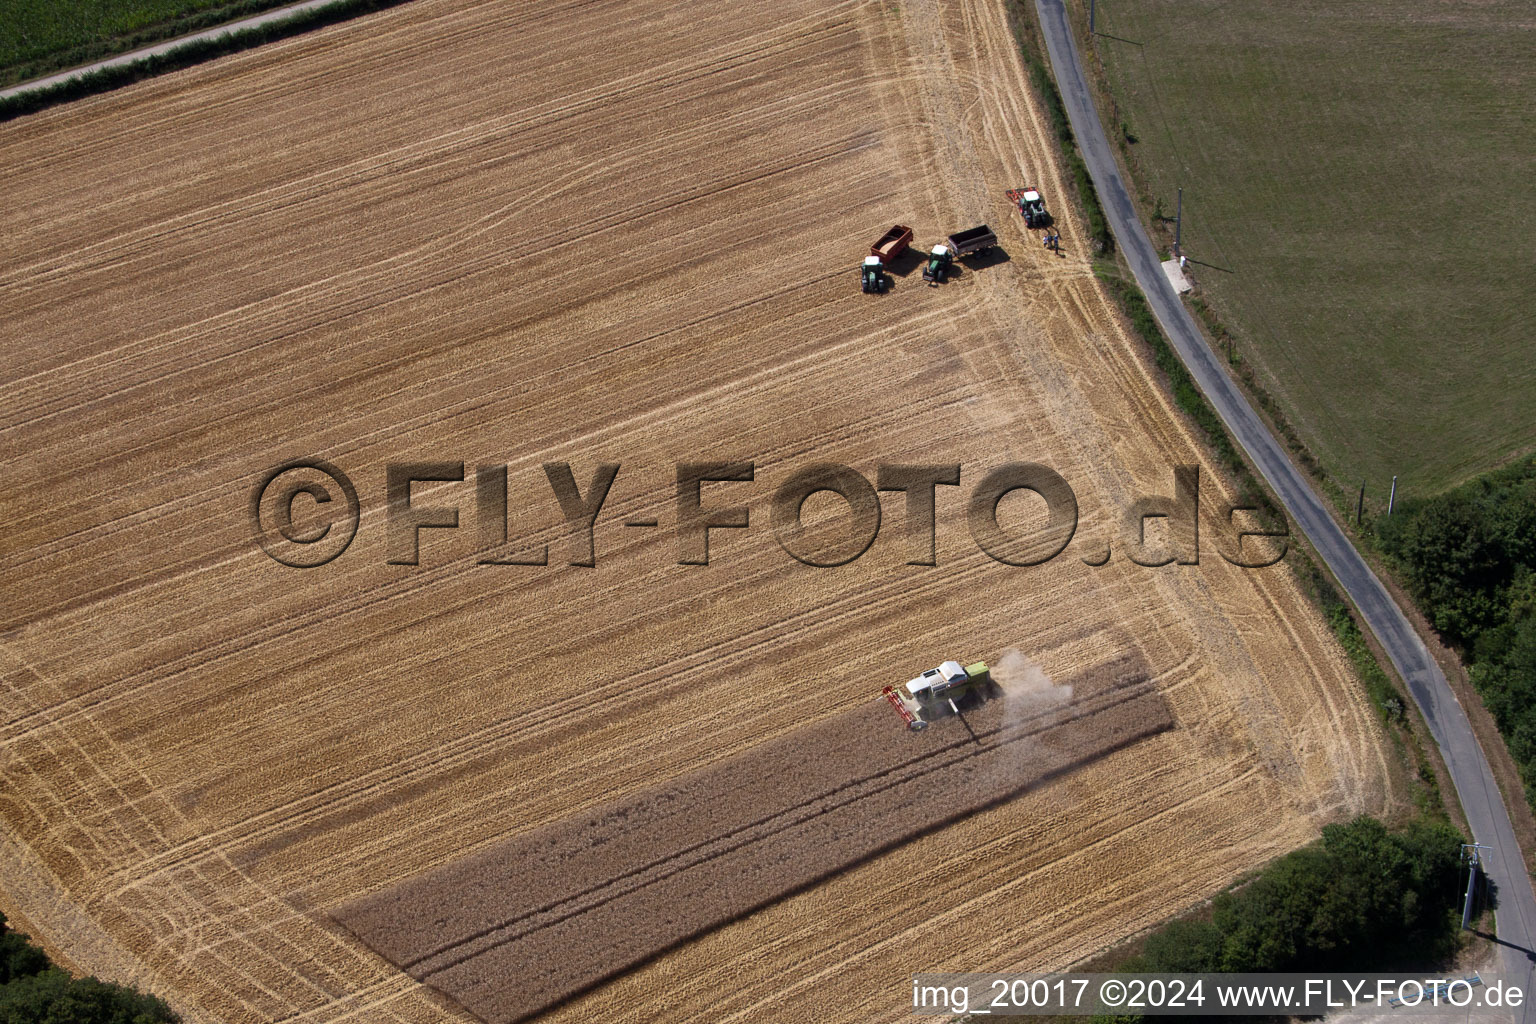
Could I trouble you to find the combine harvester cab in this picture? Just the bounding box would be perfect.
[884,660,993,730]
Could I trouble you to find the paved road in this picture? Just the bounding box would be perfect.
[1035,0,1536,1007]
[0,0,350,102]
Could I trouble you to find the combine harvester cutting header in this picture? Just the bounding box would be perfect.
[883,659,993,731]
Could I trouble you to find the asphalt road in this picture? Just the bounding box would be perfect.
[1035,0,1536,1006]
[0,0,348,102]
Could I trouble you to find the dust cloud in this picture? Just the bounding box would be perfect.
[991,648,1073,710]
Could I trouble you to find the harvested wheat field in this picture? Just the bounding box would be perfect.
[0,0,1397,1022]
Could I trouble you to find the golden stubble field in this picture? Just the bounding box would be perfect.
[0,0,1397,1021]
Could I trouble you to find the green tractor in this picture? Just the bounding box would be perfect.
[921,244,953,286]
[1008,187,1052,229]
[860,256,887,294]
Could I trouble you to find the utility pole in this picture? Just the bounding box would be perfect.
[1356,481,1365,525]
[1462,844,1491,929]
[1090,0,1096,33]
[1388,475,1398,515]
[1172,187,1183,258]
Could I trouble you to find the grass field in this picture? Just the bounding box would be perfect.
[0,0,291,85]
[1083,0,1536,498]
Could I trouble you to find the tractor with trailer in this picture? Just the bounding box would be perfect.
[1006,187,1051,229]
[862,224,912,294]
[921,244,953,286]
[883,659,994,730]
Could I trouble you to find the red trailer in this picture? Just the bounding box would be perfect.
[870,224,913,261]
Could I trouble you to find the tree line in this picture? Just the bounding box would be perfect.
[1375,455,1536,808]
[0,913,176,1023]
[1124,816,1464,976]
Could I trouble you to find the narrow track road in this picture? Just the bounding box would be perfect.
[0,0,352,102]
[1035,0,1536,1007]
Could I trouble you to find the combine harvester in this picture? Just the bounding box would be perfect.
[1006,187,1051,229]
[883,659,993,731]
